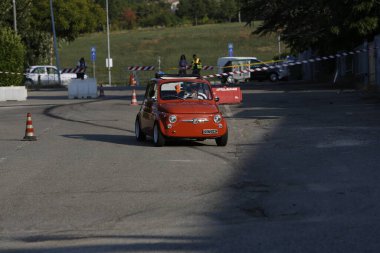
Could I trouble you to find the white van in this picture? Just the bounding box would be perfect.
[217,57,286,83]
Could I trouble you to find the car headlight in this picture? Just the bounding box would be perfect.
[214,114,222,123]
[169,115,177,123]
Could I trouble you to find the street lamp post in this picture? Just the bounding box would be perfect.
[12,0,17,33]
[50,0,61,85]
[106,0,112,86]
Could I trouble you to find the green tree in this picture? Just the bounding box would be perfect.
[0,27,25,86]
[240,0,380,54]
[30,0,105,42]
[221,0,238,22]
[0,0,106,66]
[136,1,179,27]
[177,0,207,25]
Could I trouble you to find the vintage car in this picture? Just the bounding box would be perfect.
[135,74,228,146]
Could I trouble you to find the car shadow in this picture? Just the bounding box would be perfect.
[62,134,212,147]
[164,139,209,146]
[61,134,149,146]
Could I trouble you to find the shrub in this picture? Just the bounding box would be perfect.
[0,27,26,86]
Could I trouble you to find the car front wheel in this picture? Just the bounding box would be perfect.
[215,129,228,146]
[269,72,278,82]
[135,117,146,141]
[24,79,34,87]
[153,122,165,147]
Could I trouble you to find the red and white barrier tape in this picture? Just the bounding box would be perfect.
[128,66,155,71]
[202,48,370,79]
[61,67,86,73]
[128,65,214,71]
[0,71,24,75]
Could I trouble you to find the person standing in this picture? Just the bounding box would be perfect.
[191,54,202,75]
[178,55,188,75]
[77,57,86,79]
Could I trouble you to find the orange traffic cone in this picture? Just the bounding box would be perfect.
[131,89,138,105]
[99,84,105,97]
[129,73,137,86]
[23,113,37,141]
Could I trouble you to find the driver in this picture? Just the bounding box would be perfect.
[184,83,209,99]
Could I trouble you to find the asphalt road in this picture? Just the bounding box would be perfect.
[1,83,380,252]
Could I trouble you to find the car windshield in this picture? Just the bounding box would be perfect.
[160,81,212,100]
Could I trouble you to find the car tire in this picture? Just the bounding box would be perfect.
[135,117,146,141]
[24,79,34,87]
[269,72,278,82]
[215,129,228,146]
[153,122,165,147]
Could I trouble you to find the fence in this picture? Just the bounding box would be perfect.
[299,34,380,91]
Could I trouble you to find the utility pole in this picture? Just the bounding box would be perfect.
[12,0,17,33]
[106,0,112,86]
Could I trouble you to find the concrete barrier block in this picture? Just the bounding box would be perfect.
[0,86,27,101]
[68,78,97,99]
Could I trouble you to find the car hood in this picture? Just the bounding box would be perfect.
[159,102,219,114]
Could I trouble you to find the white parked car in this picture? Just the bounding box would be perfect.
[24,65,86,86]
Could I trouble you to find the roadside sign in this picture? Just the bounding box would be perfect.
[228,43,233,57]
[91,47,96,62]
[106,58,113,68]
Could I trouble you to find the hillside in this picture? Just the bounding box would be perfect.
[59,22,281,85]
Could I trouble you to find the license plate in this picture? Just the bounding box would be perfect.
[203,129,218,135]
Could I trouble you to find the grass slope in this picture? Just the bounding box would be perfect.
[59,22,280,85]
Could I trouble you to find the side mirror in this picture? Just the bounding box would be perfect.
[214,97,220,102]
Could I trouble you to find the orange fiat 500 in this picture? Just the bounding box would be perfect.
[135,74,228,146]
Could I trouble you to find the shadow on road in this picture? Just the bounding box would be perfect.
[62,134,146,146]
[205,81,380,251]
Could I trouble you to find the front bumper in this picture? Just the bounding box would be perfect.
[159,114,227,138]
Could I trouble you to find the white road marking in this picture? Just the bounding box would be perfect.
[167,160,193,162]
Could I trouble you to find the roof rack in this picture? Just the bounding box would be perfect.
[155,73,202,79]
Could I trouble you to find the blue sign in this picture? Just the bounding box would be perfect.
[228,43,233,57]
[91,47,96,62]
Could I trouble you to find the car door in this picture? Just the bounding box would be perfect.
[141,81,157,134]
[31,67,48,85]
[231,60,250,82]
[250,59,267,80]
[46,67,58,85]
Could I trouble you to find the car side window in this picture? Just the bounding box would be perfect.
[47,67,58,74]
[32,67,45,74]
[251,60,266,68]
[224,61,232,73]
